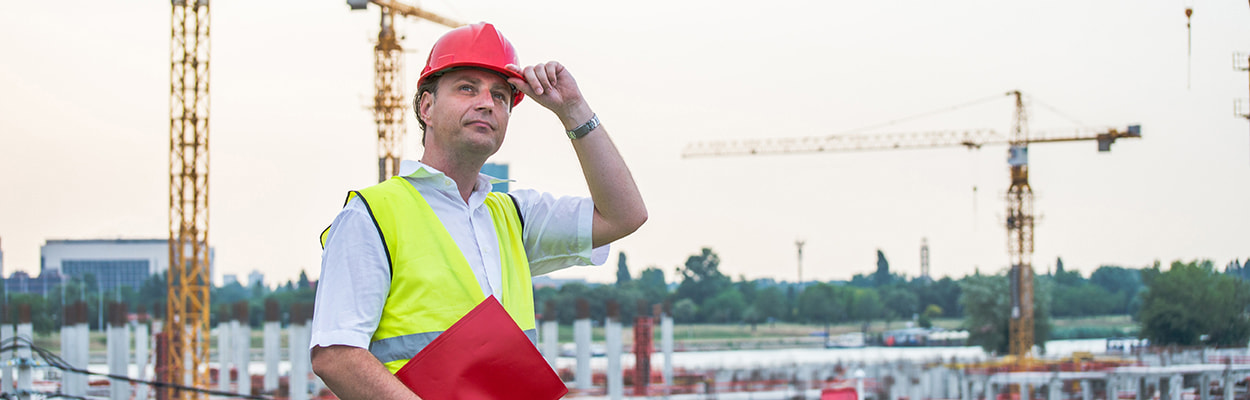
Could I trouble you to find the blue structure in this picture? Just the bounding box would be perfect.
[480,162,510,193]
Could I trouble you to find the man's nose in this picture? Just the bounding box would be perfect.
[472,91,495,110]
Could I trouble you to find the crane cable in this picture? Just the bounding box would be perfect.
[829,93,1008,137]
[0,336,273,400]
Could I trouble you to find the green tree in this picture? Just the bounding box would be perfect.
[848,287,883,326]
[918,304,942,328]
[675,248,731,318]
[798,283,847,337]
[297,270,312,290]
[959,271,1052,355]
[638,267,668,301]
[1139,260,1250,347]
[672,298,698,323]
[873,250,892,287]
[702,290,746,323]
[615,252,632,286]
[752,286,787,325]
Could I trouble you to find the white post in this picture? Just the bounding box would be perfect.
[856,369,867,400]
[1022,382,1031,400]
[135,320,150,400]
[1048,375,1062,400]
[1107,375,1119,400]
[75,311,89,396]
[235,317,251,396]
[1081,379,1092,400]
[606,315,622,400]
[574,316,592,391]
[1,320,13,394]
[107,305,131,400]
[264,320,280,392]
[60,315,74,396]
[16,314,33,400]
[217,320,232,393]
[1225,372,1235,400]
[542,319,559,370]
[290,319,309,400]
[662,313,674,394]
[1169,374,1182,400]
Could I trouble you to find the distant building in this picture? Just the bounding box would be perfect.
[3,270,63,296]
[222,274,240,287]
[247,269,264,288]
[0,236,5,280]
[40,239,214,292]
[480,162,510,193]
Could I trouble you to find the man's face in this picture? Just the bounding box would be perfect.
[418,68,513,158]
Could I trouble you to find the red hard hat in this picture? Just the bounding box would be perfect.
[418,22,524,106]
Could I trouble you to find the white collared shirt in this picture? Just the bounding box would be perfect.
[311,160,608,350]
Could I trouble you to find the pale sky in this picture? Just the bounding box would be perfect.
[1,0,1247,287]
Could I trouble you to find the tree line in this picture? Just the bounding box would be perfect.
[5,249,1247,351]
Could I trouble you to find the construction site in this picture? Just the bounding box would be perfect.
[1,0,1249,399]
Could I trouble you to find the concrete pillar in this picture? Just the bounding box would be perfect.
[234,302,251,396]
[16,305,33,400]
[605,301,623,400]
[1198,374,1210,400]
[913,372,925,400]
[217,316,233,393]
[1107,375,1119,400]
[74,302,88,397]
[263,300,280,393]
[1,306,13,395]
[1222,372,1234,400]
[960,373,972,400]
[108,303,131,400]
[856,369,867,400]
[949,368,962,399]
[574,298,592,391]
[60,304,75,396]
[889,368,902,400]
[541,300,558,370]
[1081,379,1092,400]
[1022,382,1031,400]
[135,312,151,400]
[662,312,674,395]
[290,304,311,400]
[1137,377,1147,400]
[1168,374,1182,400]
[1048,375,1062,400]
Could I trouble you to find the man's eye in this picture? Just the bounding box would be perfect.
[492,92,507,102]
[459,85,474,93]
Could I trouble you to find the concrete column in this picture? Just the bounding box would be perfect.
[856,369,867,400]
[74,302,88,397]
[135,314,150,400]
[1,306,13,395]
[16,305,33,400]
[541,300,559,370]
[662,312,674,395]
[1198,374,1210,400]
[1222,372,1234,400]
[949,368,962,399]
[1107,375,1119,400]
[263,300,280,393]
[960,373,972,400]
[605,301,623,400]
[913,372,924,400]
[108,303,131,400]
[1022,382,1032,400]
[217,317,233,392]
[234,302,251,396]
[60,304,74,396]
[889,370,901,400]
[1048,375,1062,400]
[1168,374,1182,400]
[1136,377,1146,400]
[573,298,592,391]
[290,304,311,400]
[1081,379,1092,400]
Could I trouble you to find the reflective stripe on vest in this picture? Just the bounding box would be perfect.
[321,176,535,373]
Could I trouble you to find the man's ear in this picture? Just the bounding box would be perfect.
[417,91,434,125]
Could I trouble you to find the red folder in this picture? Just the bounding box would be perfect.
[393,296,568,400]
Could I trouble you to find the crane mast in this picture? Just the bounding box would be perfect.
[683,91,1140,360]
[350,0,462,182]
[167,0,212,398]
[1005,90,1035,359]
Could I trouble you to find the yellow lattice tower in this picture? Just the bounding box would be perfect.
[167,0,212,398]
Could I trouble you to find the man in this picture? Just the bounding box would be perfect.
[309,22,647,399]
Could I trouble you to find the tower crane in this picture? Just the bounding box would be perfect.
[683,91,1141,360]
[347,0,463,182]
[166,0,212,398]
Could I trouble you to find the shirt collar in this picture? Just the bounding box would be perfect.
[398,160,513,191]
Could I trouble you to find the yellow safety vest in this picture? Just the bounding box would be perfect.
[320,176,536,373]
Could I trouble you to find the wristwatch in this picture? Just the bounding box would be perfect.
[565,114,600,140]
